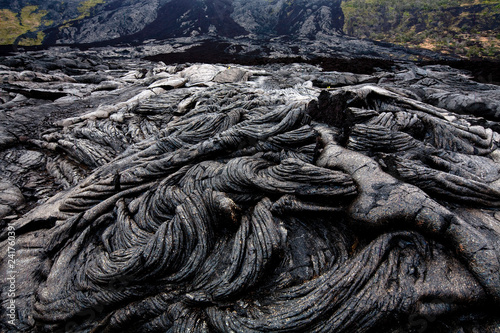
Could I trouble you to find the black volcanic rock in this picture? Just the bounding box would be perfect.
[130,0,248,40]
[45,0,249,44]
[274,0,344,37]
[2,0,345,46]
[2,0,499,60]
[44,0,170,45]
[1,46,500,333]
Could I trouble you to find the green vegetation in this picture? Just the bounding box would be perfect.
[60,0,106,29]
[76,0,106,21]
[0,1,106,45]
[19,32,46,46]
[0,6,50,45]
[0,0,498,58]
[341,0,500,59]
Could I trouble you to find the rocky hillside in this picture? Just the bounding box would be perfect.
[1,0,499,59]
[0,0,343,46]
[342,0,500,59]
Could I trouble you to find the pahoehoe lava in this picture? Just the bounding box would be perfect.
[1,47,500,333]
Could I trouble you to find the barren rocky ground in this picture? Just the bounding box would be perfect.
[1,42,500,332]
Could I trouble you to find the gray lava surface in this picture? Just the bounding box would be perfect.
[1,46,500,332]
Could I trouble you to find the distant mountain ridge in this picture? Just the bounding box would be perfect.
[0,0,344,45]
[0,0,499,59]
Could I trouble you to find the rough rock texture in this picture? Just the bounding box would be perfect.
[52,0,163,45]
[231,0,343,37]
[1,48,500,333]
[0,182,24,219]
[2,0,343,46]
